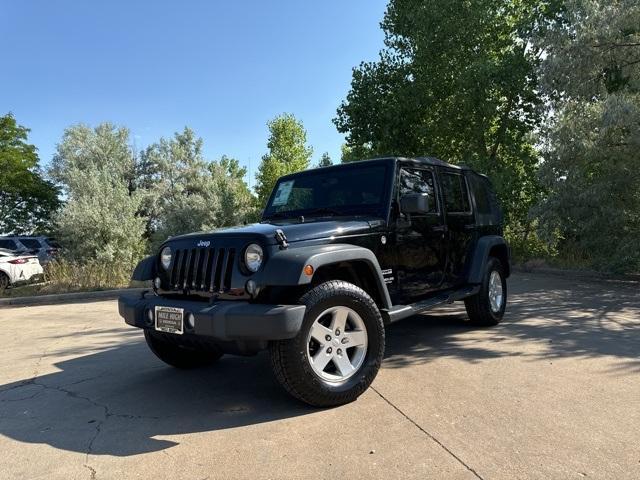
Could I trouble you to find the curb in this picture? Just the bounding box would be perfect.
[512,265,640,284]
[0,288,146,308]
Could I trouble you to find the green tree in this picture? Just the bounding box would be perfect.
[212,155,258,226]
[141,128,256,246]
[334,0,560,237]
[0,113,60,234]
[340,143,374,163]
[255,113,313,206]
[535,0,640,272]
[316,152,333,167]
[50,123,146,264]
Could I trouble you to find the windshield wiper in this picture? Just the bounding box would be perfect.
[304,207,344,217]
[262,211,294,222]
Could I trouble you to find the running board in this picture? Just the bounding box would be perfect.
[381,285,480,324]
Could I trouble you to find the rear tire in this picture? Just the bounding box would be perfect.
[464,257,507,326]
[0,272,9,290]
[144,330,223,369]
[270,280,385,407]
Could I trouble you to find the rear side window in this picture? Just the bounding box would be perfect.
[441,172,470,213]
[0,239,17,250]
[398,168,438,214]
[46,238,62,248]
[468,175,492,215]
[468,173,502,225]
[19,239,41,249]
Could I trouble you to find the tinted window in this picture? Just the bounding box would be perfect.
[399,168,437,214]
[19,239,41,249]
[264,164,388,217]
[46,238,62,248]
[468,174,492,215]
[441,172,470,213]
[0,240,18,250]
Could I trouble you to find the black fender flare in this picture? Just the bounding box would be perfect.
[465,236,511,284]
[256,244,392,309]
[131,255,156,281]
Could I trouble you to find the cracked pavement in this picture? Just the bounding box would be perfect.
[1,273,639,479]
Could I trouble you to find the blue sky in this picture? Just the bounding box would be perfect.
[1,0,387,187]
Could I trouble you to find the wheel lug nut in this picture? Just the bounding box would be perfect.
[337,348,342,355]
[335,329,341,336]
[325,335,331,341]
[327,347,332,354]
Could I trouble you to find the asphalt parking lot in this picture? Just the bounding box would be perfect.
[1,273,638,480]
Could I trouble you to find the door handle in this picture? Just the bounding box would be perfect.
[432,225,448,232]
[464,224,477,231]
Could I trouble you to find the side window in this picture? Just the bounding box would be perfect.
[441,172,470,213]
[398,168,438,214]
[19,239,42,249]
[0,239,17,250]
[469,175,492,215]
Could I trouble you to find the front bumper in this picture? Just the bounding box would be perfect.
[118,291,306,342]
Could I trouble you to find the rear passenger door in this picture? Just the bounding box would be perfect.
[439,169,475,286]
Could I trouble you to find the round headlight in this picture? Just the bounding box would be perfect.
[160,246,172,270]
[244,243,263,273]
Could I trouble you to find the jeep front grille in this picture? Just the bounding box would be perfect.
[168,247,236,292]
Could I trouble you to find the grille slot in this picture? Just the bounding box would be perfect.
[169,247,235,293]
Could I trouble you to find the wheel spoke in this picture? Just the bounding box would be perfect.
[305,305,368,382]
[343,330,366,347]
[312,350,332,372]
[309,322,332,343]
[333,353,355,377]
[330,308,348,333]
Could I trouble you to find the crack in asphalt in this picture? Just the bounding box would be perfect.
[371,386,484,480]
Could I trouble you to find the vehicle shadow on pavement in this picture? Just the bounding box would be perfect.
[0,274,638,457]
[0,340,316,457]
[384,274,640,371]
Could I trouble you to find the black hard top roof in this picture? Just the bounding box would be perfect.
[277,157,489,185]
[302,156,470,172]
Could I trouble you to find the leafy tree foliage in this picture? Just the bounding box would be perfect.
[317,152,333,167]
[0,113,60,234]
[334,0,560,236]
[535,0,640,272]
[255,113,313,206]
[139,128,256,247]
[50,123,146,264]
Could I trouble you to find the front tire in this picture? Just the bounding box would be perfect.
[144,330,223,369]
[464,257,507,326]
[270,280,385,407]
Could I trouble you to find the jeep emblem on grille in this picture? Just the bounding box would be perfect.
[197,240,210,247]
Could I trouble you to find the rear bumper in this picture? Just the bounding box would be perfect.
[118,291,306,342]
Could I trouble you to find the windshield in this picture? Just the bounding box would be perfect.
[263,163,389,219]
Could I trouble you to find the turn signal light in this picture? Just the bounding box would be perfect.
[303,265,314,276]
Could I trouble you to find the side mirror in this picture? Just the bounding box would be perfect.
[400,193,430,214]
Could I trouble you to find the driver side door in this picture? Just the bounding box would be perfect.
[392,166,447,302]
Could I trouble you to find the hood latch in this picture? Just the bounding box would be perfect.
[274,229,289,249]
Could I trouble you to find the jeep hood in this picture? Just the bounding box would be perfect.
[167,216,384,247]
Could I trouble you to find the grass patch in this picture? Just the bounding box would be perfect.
[1,259,144,298]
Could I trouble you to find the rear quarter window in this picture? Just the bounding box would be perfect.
[467,173,502,225]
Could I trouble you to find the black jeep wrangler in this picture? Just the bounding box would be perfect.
[119,157,509,407]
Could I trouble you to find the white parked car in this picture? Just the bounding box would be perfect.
[0,249,44,289]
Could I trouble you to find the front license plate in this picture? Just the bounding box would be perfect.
[155,306,184,335]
